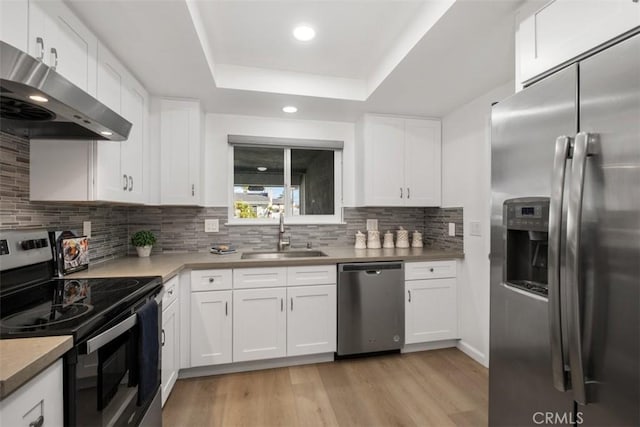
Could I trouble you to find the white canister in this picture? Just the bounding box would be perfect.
[383,230,395,248]
[412,230,423,248]
[367,230,381,249]
[355,231,367,249]
[396,227,410,248]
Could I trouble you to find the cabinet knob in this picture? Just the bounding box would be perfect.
[168,289,173,295]
[50,47,58,70]
[36,37,44,61]
[430,268,434,273]
[209,277,215,283]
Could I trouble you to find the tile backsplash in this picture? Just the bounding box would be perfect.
[1,132,463,264]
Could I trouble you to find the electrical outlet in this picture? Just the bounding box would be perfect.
[83,221,91,239]
[366,219,378,231]
[448,222,456,237]
[470,221,482,237]
[204,219,219,233]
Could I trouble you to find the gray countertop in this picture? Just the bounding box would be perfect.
[68,246,464,281]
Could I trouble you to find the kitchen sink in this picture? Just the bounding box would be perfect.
[241,250,328,260]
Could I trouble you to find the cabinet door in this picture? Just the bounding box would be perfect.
[405,278,457,344]
[121,81,146,203]
[29,0,97,94]
[160,99,202,205]
[0,359,64,427]
[287,285,336,356]
[404,119,441,207]
[518,0,640,84]
[0,0,28,52]
[161,299,179,406]
[363,116,405,206]
[233,288,286,362]
[190,290,232,367]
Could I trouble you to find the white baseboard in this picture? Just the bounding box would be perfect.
[401,339,459,353]
[456,340,488,367]
[178,353,334,379]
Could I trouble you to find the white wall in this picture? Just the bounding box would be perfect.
[442,81,514,367]
[204,113,355,207]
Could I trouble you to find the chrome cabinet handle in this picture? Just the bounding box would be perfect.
[128,176,133,192]
[192,184,195,196]
[408,290,411,302]
[280,298,283,312]
[407,187,410,199]
[161,329,165,346]
[29,415,44,427]
[567,132,596,405]
[400,187,403,198]
[36,37,44,61]
[123,174,128,191]
[225,301,228,316]
[50,47,58,70]
[290,297,293,311]
[549,135,572,392]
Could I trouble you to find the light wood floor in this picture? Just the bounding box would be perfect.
[162,348,488,427]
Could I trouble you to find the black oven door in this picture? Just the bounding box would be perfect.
[69,296,162,427]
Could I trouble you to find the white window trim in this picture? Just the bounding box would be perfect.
[228,143,343,225]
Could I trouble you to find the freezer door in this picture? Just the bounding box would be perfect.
[489,64,577,425]
[571,32,640,426]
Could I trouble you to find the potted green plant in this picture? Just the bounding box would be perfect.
[131,230,156,257]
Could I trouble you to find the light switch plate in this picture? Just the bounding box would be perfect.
[366,219,378,231]
[470,221,482,236]
[204,219,219,233]
[448,222,456,237]
[83,221,91,239]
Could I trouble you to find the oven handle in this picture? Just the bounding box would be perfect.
[84,292,162,354]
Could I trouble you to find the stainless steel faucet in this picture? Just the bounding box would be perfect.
[278,213,290,251]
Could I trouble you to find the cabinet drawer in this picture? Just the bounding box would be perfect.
[233,267,287,289]
[405,260,456,280]
[191,269,232,291]
[162,275,179,307]
[287,265,336,286]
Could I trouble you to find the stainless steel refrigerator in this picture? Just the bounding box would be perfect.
[489,31,639,426]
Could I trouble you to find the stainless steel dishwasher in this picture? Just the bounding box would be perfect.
[337,262,404,355]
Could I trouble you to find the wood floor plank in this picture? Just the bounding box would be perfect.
[162,348,488,427]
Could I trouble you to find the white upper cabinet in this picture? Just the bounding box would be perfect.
[158,99,203,205]
[517,0,640,87]
[30,41,149,204]
[28,0,97,95]
[356,114,441,207]
[0,0,28,52]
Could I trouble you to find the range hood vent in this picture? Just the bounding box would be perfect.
[0,41,131,141]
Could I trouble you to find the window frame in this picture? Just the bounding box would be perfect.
[227,142,343,225]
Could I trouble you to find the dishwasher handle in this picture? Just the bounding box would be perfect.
[339,262,403,272]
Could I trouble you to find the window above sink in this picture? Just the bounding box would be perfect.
[228,135,343,225]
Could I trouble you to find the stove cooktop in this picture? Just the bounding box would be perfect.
[0,276,162,342]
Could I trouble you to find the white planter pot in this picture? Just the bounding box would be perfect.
[135,246,152,257]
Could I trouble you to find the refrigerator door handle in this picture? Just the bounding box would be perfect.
[566,132,596,405]
[548,135,572,392]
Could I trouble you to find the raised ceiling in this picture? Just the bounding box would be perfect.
[67,0,526,121]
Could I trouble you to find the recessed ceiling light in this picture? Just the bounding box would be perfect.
[100,131,113,136]
[29,95,48,103]
[282,106,298,113]
[293,25,315,42]
[257,166,268,172]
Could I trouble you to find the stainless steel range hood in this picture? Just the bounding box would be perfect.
[0,41,131,141]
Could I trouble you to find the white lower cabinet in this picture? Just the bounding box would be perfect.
[405,261,458,344]
[287,285,337,356]
[161,276,180,406]
[233,287,287,362]
[0,359,64,427]
[190,290,233,366]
